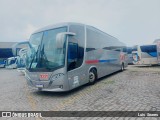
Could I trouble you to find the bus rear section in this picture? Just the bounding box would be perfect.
[132,45,159,65]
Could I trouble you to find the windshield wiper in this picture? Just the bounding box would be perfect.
[29,45,40,70]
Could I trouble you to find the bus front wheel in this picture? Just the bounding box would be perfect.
[89,69,97,85]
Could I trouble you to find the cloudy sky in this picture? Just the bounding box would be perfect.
[0,0,160,46]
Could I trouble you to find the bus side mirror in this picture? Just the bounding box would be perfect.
[56,32,76,49]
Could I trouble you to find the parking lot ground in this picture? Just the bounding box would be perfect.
[0,65,160,120]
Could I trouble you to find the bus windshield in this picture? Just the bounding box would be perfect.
[26,27,67,72]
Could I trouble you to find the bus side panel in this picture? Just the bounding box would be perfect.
[67,24,89,90]
[67,65,89,90]
[128,54,133,64]
[139,45,158,65]
[85,26,124,79]
[67,24,126,90]
[157,42,160,63]
[85,50,112,78]
[141,52,158,65]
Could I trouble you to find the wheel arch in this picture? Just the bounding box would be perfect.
[88,66,98,76]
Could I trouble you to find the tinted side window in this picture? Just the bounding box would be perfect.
[68,25,85,71]
[132,46,137,51]
[86,28,110,49]
[127,48,132,54]
[0,48,13,58]
[86,27,121,50]
[67,42,78,71]
[122,47,127,52]
[140,45,157,52]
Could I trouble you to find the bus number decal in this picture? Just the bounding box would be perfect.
[40,74,48,80]
[73,76,79,87]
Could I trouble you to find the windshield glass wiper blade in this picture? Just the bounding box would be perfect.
[29,45,40,70]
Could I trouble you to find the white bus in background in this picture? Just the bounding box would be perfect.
[132,44,160,65]
[25,22,128,92]
[5,48,27,69]
[5,57,19,69]
[17,48,27,74]
[156,41,160,63]
[0,59,6,68]
[126,47,133,64]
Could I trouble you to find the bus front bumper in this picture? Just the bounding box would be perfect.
[25,76,70,92]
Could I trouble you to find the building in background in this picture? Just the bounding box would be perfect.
[0,42,16,59]
[0,42,28,68]
[0,42,17,67]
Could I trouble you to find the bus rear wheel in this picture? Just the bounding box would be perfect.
[89,69,97,85]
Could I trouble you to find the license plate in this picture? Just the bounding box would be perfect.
[36,84,43,88]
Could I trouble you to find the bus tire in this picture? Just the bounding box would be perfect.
[121,63,124,71]
[89,69,97,85]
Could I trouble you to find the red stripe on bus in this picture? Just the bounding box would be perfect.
[85,60,99,64]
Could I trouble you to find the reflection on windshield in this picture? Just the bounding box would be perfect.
[26,32,43,70]
[26,27,67,72]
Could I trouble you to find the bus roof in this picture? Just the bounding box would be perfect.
[34,22,119,40]
[139,43,156,47]
[8,56,18,60]
[32,22,126,47]
[33,22,85,34]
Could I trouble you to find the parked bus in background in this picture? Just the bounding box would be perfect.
[0,59,6,68]
[132,44,160,65]
[110,47,128,66]
[17,48,27,74]
[5,48,27,69]
[25,22,128,92]
[132,45,138,52]
[126,47,133,64]
[156,41,160,63]
[5,57,18,69]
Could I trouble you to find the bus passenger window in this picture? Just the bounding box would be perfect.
[67,42,78,71]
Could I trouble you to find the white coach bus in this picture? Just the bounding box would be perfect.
[25,22,128,92]
[132,44,160,65]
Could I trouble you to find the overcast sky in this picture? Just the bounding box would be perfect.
[0,0,160,46]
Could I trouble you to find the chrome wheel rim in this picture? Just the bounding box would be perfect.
[89,72,95,82]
